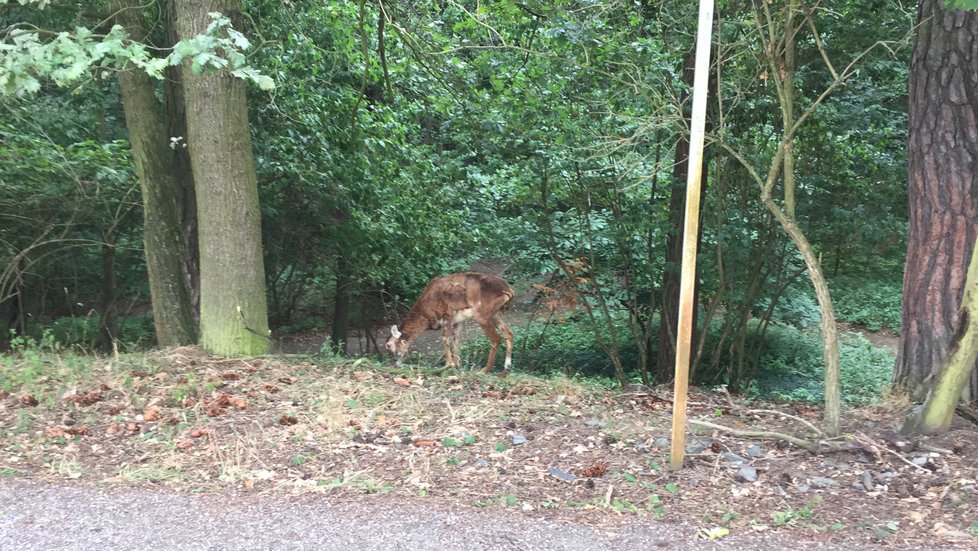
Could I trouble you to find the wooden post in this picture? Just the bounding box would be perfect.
[669,0,715,471]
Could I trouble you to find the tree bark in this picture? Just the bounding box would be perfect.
[895,1,978,400]
[114,0,199,347]
[163,0,201,320]
[175,0,270,356]
[906,236,978,434]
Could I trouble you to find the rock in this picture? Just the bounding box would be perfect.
[475,458,490,468]
[809,476,838,488]
[859,470,875,491]
[736,466,758,483]
[511,435,527,446]
[634,442,649,453]
[584,419,604,427]
[653,437,670,449]
[722,452,748,464]
[745,444,762,457]
[549,466,576,482]
[685,439,711,454]
[796,484,810,493]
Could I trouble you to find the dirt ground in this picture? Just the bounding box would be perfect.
[0,347,976,549]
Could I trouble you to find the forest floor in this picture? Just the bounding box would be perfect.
[1,346,977,549]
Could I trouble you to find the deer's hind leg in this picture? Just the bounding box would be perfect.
[494,316,514,372]
[477,322,501,374]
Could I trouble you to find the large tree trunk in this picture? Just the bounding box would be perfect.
[175,0,270,356]
[906,236,978,434]
[114,0,199,347]
[163,0,201,320]
[895,1,978,401]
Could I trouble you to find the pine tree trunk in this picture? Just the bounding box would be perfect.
[907,236,978,434]
[114,0,198,347]
[895,1,978,400]
[175,0,270,356]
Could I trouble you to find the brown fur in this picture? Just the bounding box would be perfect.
[386,272,515,373]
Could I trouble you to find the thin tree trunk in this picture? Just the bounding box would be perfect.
[331,255,352,355]
[895,1,978,401]
[175,0,270,356]
[96,240,118,351]
[113,0,199,346]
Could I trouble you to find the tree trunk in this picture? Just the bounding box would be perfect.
[96,241,119,351]
[163,0,201,320]
[895,1,978,400]
[114,0,199,347]
[658,55,707,382]
[175,0,270,356]
[906,236,978,434]
[331,255,352,355]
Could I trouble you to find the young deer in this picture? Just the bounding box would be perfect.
[386,272,515,374]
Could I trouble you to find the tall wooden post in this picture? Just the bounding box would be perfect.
[669,0,715,470]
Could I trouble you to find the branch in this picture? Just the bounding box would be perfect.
[689,418,820,453]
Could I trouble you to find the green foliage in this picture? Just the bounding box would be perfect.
[0,13,271,97]
[750,324,893,405]
[830,276,902,331]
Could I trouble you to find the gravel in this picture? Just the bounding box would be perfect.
[0,480,952,550]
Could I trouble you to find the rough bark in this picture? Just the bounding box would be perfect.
[906,237,978,434]
[895,1,978,400]
[175,0,270,356]
[163,0,201,319]
[114,0,199,347]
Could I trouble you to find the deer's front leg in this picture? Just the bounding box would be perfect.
[443,323,457,368]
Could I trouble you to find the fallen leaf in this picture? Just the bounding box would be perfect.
[578,463,607,478]
[352,371,373,382]
[279,415,299,426]
[143,407,161,422]
[699,527,730,540]
[20,394,39,407]
[176,440,193,449]
[413,439,438,447]
[64,427,89,436]
[45,427,65,438]
[229,397,248,409]
[393,377,411,387]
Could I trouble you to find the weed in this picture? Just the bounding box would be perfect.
[611,498,639,514]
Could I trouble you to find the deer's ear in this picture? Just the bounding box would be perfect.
[391,325,401,339]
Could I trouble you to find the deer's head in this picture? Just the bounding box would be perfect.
[385,325,409,365]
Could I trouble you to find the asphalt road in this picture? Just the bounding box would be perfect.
[0,480,941,550]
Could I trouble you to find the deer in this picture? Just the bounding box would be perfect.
[386,272,515,374]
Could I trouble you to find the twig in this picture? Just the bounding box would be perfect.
[746,408,823,436]
[920,443,954,455]
[689,418,819,453]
